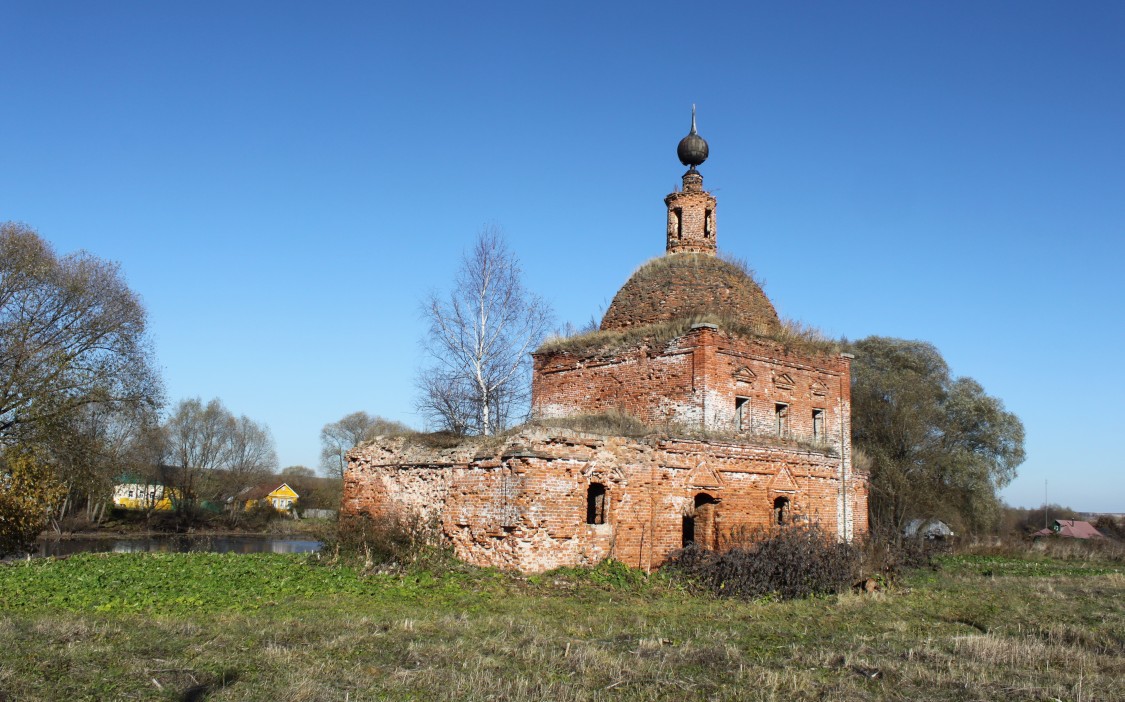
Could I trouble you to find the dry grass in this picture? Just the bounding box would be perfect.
[539,252,841,358]
[530,412,838,456]
[539,313,841,358]
[960,534,1125,564]
[530,411,652,438]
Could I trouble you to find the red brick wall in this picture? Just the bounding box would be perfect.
[344,428,869,573]
[532,335,700,426]
[534,326,850,445]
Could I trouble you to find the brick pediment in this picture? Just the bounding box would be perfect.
[768,466,798,493]
[583,462,627,483]
[773,373,795,391]
[811,379,829,397]
[732,366,757,385]
[687,462,724,490]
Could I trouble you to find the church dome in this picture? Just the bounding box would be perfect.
[600,253,782,333]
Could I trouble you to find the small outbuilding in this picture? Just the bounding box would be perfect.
[903,518,955,541]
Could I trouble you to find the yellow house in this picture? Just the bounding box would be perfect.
[112,480,178,511]
[243,483,299,513]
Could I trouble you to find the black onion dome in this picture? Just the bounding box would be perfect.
[677,106,709,167]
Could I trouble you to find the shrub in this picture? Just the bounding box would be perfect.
[858,536,944,584]
[219,501,279,531]
[0,447,65,556]
[326,510,446,570]
[666,524,861,600]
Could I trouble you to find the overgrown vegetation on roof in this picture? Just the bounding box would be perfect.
[537,313,841,358]
[391,412,838,457]
[620,251,762,285]
[528,411,652,438]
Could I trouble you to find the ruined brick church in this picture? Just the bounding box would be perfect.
[344,112,868,572]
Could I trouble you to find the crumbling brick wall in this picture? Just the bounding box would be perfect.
[533,326,851,450]
[344,427,868,573]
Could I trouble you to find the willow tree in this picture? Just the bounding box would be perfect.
[848,336,1025,537]
[162,397,278,507]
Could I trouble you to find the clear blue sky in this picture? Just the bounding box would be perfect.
[3,2,1122,511]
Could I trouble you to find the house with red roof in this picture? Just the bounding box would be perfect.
[1032,519,1106,539]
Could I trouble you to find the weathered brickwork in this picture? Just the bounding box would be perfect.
[533,324,849,448]
[665,170,717,255]
[599,254,782,333]
[343,125,870,572]
[345,427,868,573]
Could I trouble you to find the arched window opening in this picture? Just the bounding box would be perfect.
[684,493,719,549]
[774,496,791,526]
[586,483,607,525]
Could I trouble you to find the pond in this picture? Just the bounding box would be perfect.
[29,535,322,558]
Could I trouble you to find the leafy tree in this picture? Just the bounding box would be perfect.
[0,222,162,448]
[418,226,553,435]
[0,446,65,556]
[848,336,1025,538]
[320,411,410,479]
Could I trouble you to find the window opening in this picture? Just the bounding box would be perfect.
[687,493,720,549]
[775,403,789,437]
[735,397,750,431]
[675,207,683,239]
[704,208,713,238]
[586,483,607,525]
[773,496,790,526]
[812,409,825,441]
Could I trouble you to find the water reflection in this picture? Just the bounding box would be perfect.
[31,535,322,558]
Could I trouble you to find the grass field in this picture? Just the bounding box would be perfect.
[1,550,1121,701]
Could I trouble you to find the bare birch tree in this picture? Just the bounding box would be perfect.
[418,226,553,435]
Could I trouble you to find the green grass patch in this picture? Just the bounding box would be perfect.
[0,552,511,614]
[0,551,1122,700]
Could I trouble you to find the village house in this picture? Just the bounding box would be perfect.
[241,482,299,514]
[112,476,178,512]
[1032,519,1106,540]
[343,112,870,572]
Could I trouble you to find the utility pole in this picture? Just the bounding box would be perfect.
[1044,479,1049,529]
